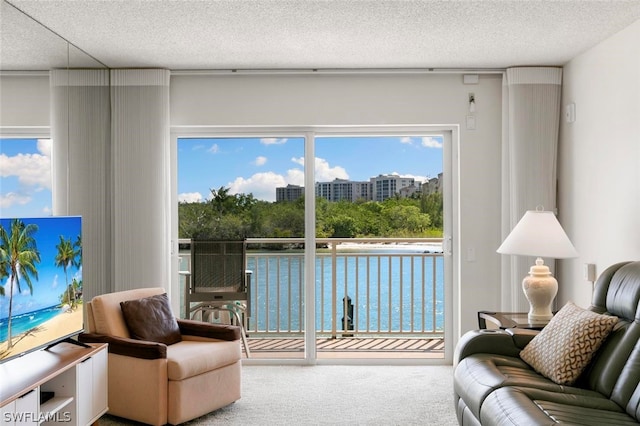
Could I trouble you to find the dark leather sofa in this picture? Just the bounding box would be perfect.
[454,261,640,425]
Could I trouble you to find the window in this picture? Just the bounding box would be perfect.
[0,138,52,217]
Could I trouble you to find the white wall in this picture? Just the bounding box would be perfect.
[558,19,640,307]
[0,74,49,127]
[171,72,504,337]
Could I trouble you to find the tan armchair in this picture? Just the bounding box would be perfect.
[79,287,242,425]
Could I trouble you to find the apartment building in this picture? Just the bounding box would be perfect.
[276,184,305,202]
[315,179,370,202]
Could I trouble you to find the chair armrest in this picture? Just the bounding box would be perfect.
[454,328,540,365]
[506,328,539,348]
[177,319,241,341]
[78,332,167,359]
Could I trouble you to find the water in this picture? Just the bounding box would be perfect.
[246,251,444,333]
[0,305,63,343]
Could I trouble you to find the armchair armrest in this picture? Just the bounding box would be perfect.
[78,332,167,359]
[454,328,540,365]
[177,319,241,341]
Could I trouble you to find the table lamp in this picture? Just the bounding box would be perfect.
[497,208,578,322]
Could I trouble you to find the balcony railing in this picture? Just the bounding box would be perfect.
[178,238,444,339]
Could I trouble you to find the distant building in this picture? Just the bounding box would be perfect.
[315,179,371,202]
[398,183,421,198]
[370,174,415,201]
[423,172,443,195]
[297,172,442,203]
[276,184,304,202]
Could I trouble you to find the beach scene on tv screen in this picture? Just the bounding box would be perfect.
[0,216,83,361]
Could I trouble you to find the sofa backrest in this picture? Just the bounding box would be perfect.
[88,287,166,338]
[591,261,640,321]
[579,261,640,419]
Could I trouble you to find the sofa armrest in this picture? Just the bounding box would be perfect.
[454,328,539,365]
[506,328,538,348]
[177,319,241,341]
[78,332,167,359]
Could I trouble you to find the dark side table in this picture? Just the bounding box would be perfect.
[478,311,549,331]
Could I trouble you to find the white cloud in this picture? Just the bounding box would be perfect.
[37,139,52,157]
[254,156,267,166]
[401,173,429,184]
[228,172,287,201]
[208,143,220,154]
[0,192,32,209]
[290,157,349,182]
[421,137,443,148]
[400,137,414,145]
[0,139,52,190]
[261,138,287,145]
[178,192,203,203]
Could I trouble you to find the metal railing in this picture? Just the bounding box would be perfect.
[178,238,444,338]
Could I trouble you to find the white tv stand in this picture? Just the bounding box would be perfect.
[0,342,108,426]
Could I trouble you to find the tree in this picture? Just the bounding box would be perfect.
[74,234,82,267]
[421,191,443,229]
[55,236,81,310]
[0,219,40,349]
[0,243,7,296]
[178,187,444,241]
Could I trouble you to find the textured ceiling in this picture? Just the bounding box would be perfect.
[2,0,640,71]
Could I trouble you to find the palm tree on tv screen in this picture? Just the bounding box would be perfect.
[0,253,6,297]
[55,235,80,309]
[0,219,41,350]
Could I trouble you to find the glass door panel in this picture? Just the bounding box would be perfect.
[314,135,445,360]
[177,136,306,359]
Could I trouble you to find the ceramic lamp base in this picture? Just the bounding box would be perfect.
[522,257,557,323]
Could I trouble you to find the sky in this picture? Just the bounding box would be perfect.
[0,216,82,318]
[178,135,443,202]
[0,135,443,215]
[0,138,52,218]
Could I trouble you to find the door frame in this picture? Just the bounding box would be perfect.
[170,124,459,365]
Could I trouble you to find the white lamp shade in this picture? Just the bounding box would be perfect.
[497,210,578,259]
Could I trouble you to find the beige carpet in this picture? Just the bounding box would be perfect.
[100,365,458,425]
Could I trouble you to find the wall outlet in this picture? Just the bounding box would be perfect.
[466,247,476,262]
[466,115,476,130]
[584,263,596,282]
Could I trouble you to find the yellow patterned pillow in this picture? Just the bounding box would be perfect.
[520,301,618,385]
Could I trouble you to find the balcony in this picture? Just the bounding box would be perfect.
[178,238,445,359]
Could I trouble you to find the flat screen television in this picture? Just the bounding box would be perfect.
[0,216,83,363]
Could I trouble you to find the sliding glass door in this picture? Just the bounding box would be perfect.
[172,127,454,363]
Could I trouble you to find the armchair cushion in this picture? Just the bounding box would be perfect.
[167,339,241,380]
[120,293,182,345]
[520,301,618,385]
